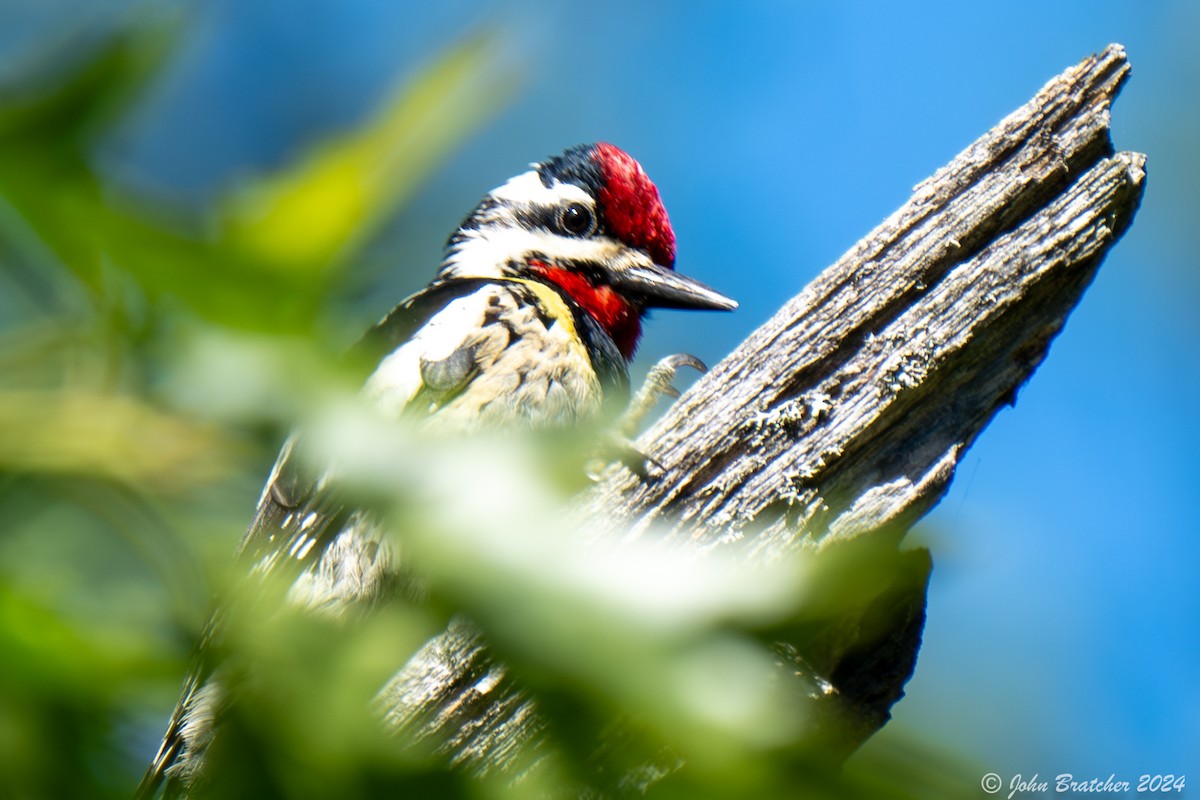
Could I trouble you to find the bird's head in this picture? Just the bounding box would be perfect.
[441,143,736,360]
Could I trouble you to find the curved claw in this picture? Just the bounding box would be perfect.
[657,353,708,375]
[617,351,711,441]
[639,352,707,406]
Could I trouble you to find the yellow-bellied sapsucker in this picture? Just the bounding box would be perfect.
[136,142,735,797]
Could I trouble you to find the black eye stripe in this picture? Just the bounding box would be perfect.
[508,203,604,239]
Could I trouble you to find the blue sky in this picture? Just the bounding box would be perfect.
[6,0,1198,787]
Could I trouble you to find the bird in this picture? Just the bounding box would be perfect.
[136,142,736,797]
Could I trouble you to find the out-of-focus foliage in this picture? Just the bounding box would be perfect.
[0,18,976,800]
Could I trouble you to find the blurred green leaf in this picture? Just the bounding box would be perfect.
[0,388,234,490]
[845,728,984,800]
[0,16,520,798]
[0,13,179,144]
[0,28,517,334]
[222,33,519,274]
[0,581,152,695]
[0,12,978,800]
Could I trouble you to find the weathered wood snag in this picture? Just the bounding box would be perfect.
[381,43,1146,784]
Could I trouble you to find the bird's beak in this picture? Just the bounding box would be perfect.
[610,261,738,311]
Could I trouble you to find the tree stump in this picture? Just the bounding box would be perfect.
[378,42,1146,789]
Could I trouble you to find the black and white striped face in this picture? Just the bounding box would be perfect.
[440,165,638,284]
[438,144,735,318]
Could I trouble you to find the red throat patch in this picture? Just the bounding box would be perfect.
[528,261,642,360]
[593,143,677,270]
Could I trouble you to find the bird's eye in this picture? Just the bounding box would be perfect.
[559,203,594,236]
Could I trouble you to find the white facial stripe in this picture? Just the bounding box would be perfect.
[445,225,637,281]
[439,166,656,282]
[489,168,594,208]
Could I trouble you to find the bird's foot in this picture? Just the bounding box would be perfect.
[618,353,707,437]
[586,353,707,480]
